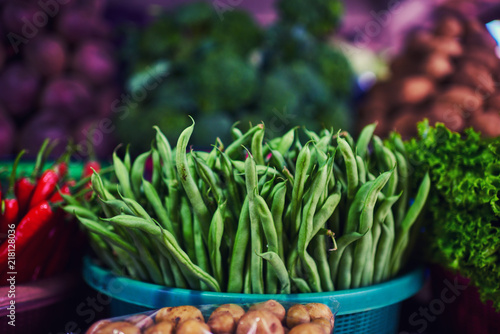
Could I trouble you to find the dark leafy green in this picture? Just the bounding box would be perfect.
[406,120,500,310]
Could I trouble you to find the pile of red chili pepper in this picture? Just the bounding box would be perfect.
[0,141,100,284]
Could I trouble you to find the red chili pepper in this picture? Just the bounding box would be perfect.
[0,199,19,241]
[54,161,68,179]
[28,169,59,208]
[83,161,101,178]
[15,177,35,217]
[0,201,55,271]
[42,221,76,278]
[48,183,71,204]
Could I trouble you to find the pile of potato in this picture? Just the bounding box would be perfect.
[358,3,500,138]
[86,300,336,334]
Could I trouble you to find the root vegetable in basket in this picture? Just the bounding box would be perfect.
[210,304,246,323]
[434,15,464,37]
[470,112,500,137]
[421,53,453,79]
[249,300,286,322]
[144,321,175,334]
[427,101,466,133]
[41,78,92,120]
[304,303,334,330]
[236,310,284,334]
[462,48,500,71]
[487,93,500,110]
[436,86,483,111]
[286,304,311,329]
[288,323,327,334]
[126,314,155,331]
[72,41,116,86]
[93,321,141,334]
[407,30,463,57]
[177,319,211,334]
[453,61,496,95]
[155,306,204,328]
[85,320,111,334]
[208,311,236,334]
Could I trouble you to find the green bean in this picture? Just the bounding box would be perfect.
[99,198,133,216]
[113,150,135,200]
[394,151,409,226]
[356,156,366,184]
[193,214,211,290]
[179,196,195,260]
[193,152,222,203]
[208,202,226,288]
[282,167,294,185]
[251,125,265,165]
[291,277,312,293]
[124,145,132,171]
[356,123,377,160]
[257,251,291,294]
[337,136,358,200]
[158,252,175,287]
[271,182,287,260]
[114,246,146,281]
[143,178,177,236]
[77,215,137,254]
[227,198,250,293]
[63,205,97,220]
[91,170,115,201]
[291,143,311,234]
[304,127,321,142]
[231,160,282,177]
[260,174,276,202]
[277,127,297,156]
[310,192,341,243]
[88,233,122,275]
[151,148,161,190]
[337,246,353,290]
[390,172,430,276]
[103,214,221,291]
[154,126,175,180]
[225,124,263,158]
[129,232,163,284]
[245,153,264,294]
[176,120,211,239]
[267,145,287,172]
[231,122,243,140]
[155,241,188,289]
[243,251,252,294]
[164,179,181,237]
[312,235,334,291]
[374,211,395,283]
[332,162,347,190]
[255,192,280,294]
[316,135,332,154]
[351,170,393,288]
[131,150,151,197]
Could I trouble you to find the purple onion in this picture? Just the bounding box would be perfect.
[0,105,16,157]
[25,34,67,77]
[72,41,116,86]
[17,111,69,158]
[2,2,39,35]
[56,10,93,43]
[0,62,40,117]
[0,44,5,71]
[73,118,117,159]
[95,87,119,118]
[41,78,92,120]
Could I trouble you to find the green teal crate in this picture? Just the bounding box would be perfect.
[83,257,425,334]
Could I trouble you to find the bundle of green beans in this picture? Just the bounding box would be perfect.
[68,119,430,293]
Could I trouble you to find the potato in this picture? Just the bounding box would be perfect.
[144,321,175,334]
[94,321,141,334]
[286,304,310,329]
[436,86,483,111]
[155,306,204,327]
[86,320,111,334]
[470,112,500,137]
[208,311,235,334]
[288,323,327,334]
[390,55,418,78]
[487,93,500,111]
[126,314,154,330]
[236,310,284,334]
[462,49,500,71]
[304,304,334,329]
[453,61,496,95]
[407,31,462,57]
[209,304,246,323]
[312,318,334,333]
[434,15,464,37]
[421,53,453,79]
[176,319,212,334]
[394,76,435,105]
[427,102,467,132]
[249,300,286,322]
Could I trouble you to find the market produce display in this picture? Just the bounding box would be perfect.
[406,120,500,310]
[0,142,87,283]
[86,300,336,334]
[0,0,117,157]
[69,118,429,293]
[358,5,500,138]
[116,0,352,152]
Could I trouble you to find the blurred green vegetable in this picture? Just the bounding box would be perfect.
[116,1,353,152]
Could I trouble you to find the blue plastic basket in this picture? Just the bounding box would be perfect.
[83,257,424,334]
